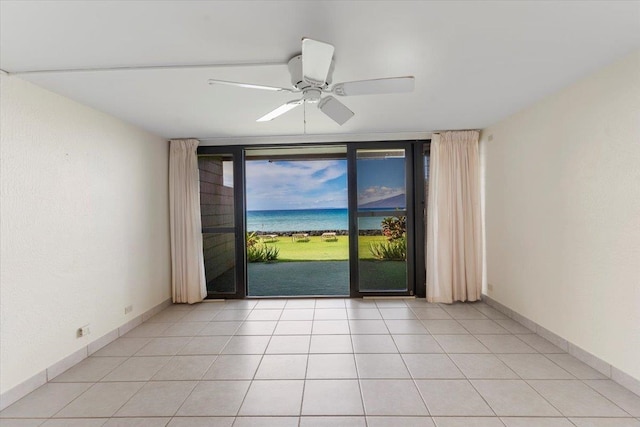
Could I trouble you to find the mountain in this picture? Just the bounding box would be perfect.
[359,193,406,209]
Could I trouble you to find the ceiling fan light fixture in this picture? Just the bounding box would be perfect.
[302,88,322,103]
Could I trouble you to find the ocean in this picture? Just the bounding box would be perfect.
[246,208,389,232]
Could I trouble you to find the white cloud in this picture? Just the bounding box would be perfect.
[358,186,404,205]
[247,161,343,189]
[245,160,347,210]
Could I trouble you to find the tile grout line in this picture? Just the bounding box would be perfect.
[298,298,318,427]
[446,305,576,419]
[349,302,375,427]
[414,302,501,420]
[483,294,640,398]
[419,302,572,420]
[392,311,436,419]
[579,379,638,418]
[233,300,280,418]
[464,305,633,419]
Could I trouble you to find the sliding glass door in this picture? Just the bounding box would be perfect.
[197,141,426,299]
[198,147,245,298]
[349,143,415,297]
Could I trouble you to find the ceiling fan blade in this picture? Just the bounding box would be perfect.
[332,76,415,96]
[302,38,335,86]
[256,100,303,122]
[318,96,354,125]
[208,79,295,93]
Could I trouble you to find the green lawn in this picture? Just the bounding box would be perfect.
[242,235,408,296]
[259,235,388,261]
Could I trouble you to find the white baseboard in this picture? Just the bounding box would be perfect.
[46,347,88,381]
[0,297,172,411]
[482,294,640,397]
[0,371,47,413]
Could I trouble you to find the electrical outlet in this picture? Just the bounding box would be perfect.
[77,324,90,338]
[124,305,133,315]
[488,283,494,291]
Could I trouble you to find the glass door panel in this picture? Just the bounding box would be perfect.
[354,148,409,293]
[244,146,349,297]
[199,153,239,295]
[202,232,236,293]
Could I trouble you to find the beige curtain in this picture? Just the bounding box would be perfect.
[169,139,206,304]
[426,131,483,303]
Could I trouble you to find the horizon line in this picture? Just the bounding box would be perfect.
[247,207,347,212]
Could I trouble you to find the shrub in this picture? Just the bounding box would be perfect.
[381,216,406,241]
[246,231,259,248]
[262,244,279,261]
[369,236,406,261]
[371,215,407,260]
[247,243,280,263]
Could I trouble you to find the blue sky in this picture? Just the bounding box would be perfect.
[237,158,405,211]
[356,157,405,206]
[245,160,347,211]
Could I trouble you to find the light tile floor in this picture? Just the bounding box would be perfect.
[2,299,640,427]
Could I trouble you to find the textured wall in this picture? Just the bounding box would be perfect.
[0,75,171,393]
[482,51,640,380]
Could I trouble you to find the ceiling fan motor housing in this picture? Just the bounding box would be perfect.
[288,54,334,90]
[302,88,322,103]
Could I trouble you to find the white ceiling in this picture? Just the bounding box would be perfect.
[1,1,639,143]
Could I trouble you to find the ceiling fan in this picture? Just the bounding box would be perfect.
[208,38,415,125]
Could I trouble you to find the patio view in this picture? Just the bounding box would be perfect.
[246,228,405,296]
[244,156,351,297]
[245,150,407,297]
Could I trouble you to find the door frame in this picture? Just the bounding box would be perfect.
[198,145,246,299]
[414,141,429,298]
[197,140,428,299]
[347,141,416,298]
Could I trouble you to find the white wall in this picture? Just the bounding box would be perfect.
[0,75,171,394]
[482,50,640,380]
